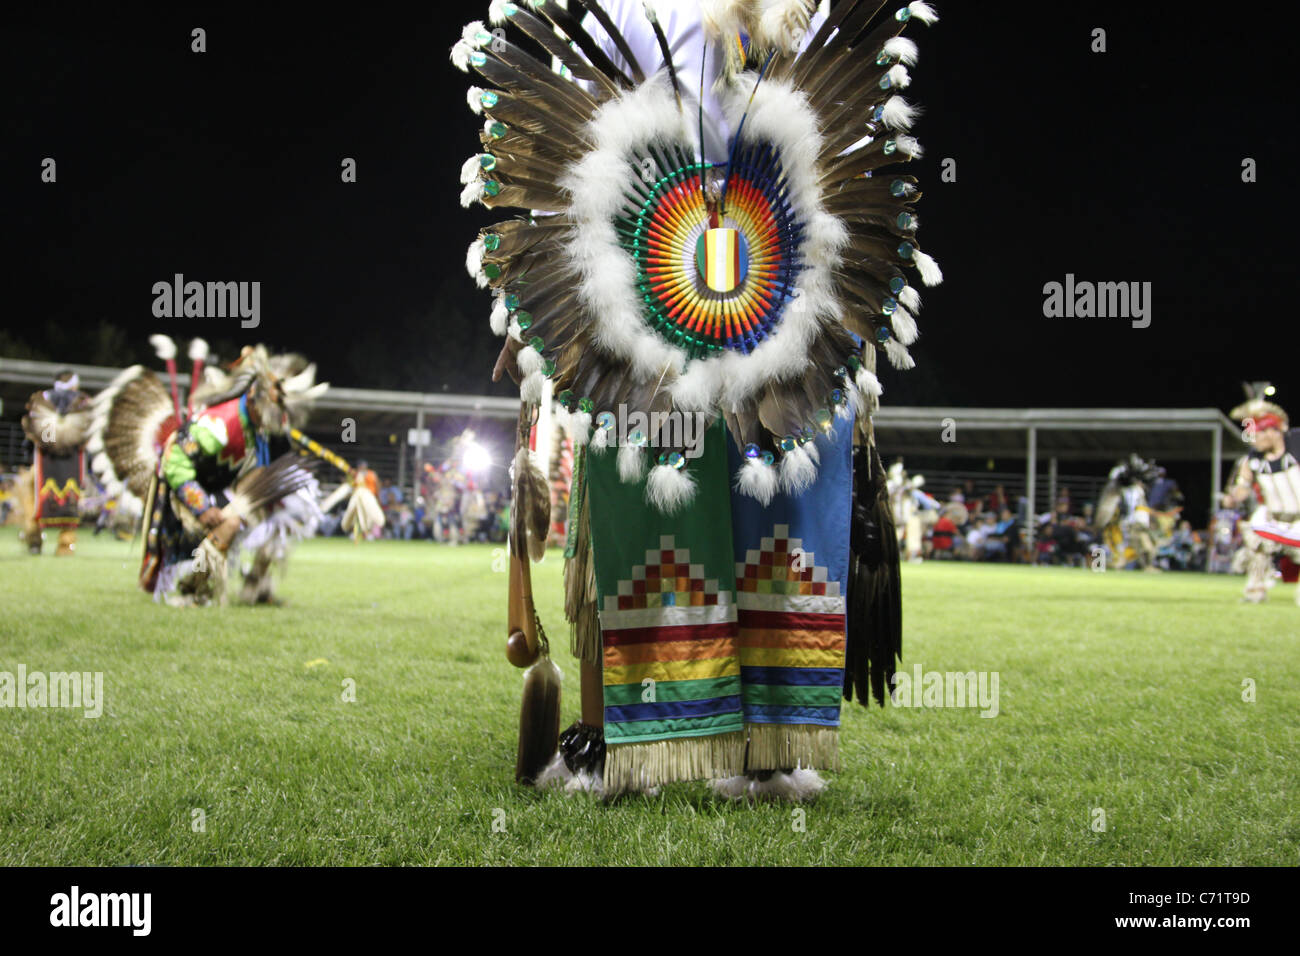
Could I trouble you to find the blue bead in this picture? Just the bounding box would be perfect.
[876,326,893,343]
[744,443,761,459]
[761,451,775,466]
[889,276,906,294]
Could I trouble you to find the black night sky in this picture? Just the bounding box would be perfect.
[7,2,1299,410]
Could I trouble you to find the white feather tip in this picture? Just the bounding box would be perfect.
[148,335,177,361]
[645,463,696,514]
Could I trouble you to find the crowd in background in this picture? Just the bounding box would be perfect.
[316,462,509,544]
[915,476,1210,571]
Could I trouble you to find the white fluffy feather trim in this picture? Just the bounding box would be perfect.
[148,334,176,361]
[467,86,485,114]
[734,456,778,505]
[461,21,486,47]
[187,337,209,361]
[536,752,604,796]
[450,40,472,72]
[884,339,915,369]
[490,296,509,336]
[466,237,486,280]
[460,155,485,185]
[645,464,697,513]
[914,251,943,286]
[895,134,923,158]
[568,410,592,446]
[899,285,922,312]
[516,345,542,378]
[488,1,511,26]
[892,306,919,345]
[855,366,883,398]
[617,443,646,483]
[460,180,485,208]
[779,445,817,494]
[758,0,816,53]
[520,371,545,405]
[710,768,826,803]
[880,96,917,130]
[908,2,940,25]
[883,36,918,66]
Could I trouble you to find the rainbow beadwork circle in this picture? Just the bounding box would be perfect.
[621,155,804,360]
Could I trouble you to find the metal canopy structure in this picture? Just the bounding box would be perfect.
[2,357,1244,531]
[870,405,1243,547]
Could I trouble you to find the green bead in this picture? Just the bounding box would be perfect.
[541,358,556,377]
[479,154,497,171]
[528,336,544,352]
[483,262,501,279]
[895,8,911,21]
[482,180,501,197]
[480,90,499,109]
[557,389,574,408]
[814,408,833,430]
[897,241,915,259]
[513,311,532,330]
[482,233,501,251]
[779,435,797,453]
[489,121,507,139]
[577,397,594,413]
[504,293,520,309]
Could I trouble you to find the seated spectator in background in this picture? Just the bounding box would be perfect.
[931,512,957,557]
[987,484,1007,516]
[1036,519,1057,565]
[1052,516,1087,567]
[986,509,1019,562]
[966,516,991,559]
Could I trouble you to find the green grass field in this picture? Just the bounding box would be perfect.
[1,535,1296,866]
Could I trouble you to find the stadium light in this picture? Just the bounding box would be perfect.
[462,441,491,475]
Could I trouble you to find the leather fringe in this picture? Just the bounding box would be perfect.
[604,731,747,793]
[564,485,601,665]
[745,723,841,772]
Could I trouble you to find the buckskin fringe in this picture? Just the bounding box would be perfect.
[746,723,840,772]
[604,732,747,793]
